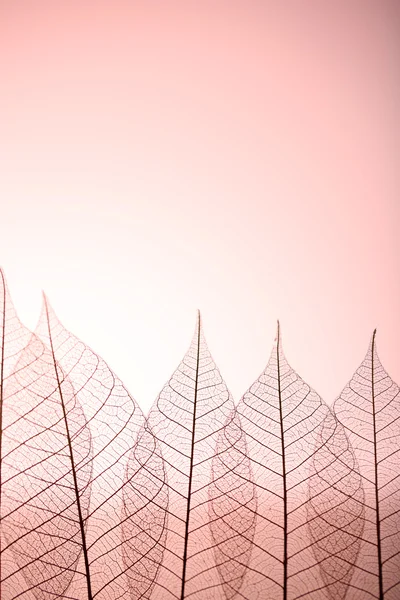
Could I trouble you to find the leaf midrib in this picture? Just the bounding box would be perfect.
[45,299,94,600]
[277,324,288,600]
[371,330,384,600]
[180,312,201,600]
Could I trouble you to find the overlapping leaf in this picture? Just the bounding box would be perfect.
[222,323,365,600]
[0,270,53,599]
[122,422,168,600]
[1,267,399,600]
[334,330,400,600]
[307,410,365,600]
[1,291,92,600]
[209,408,257,600]
[0,273,169,600]
[145,312,246,600]
[32,297,168,600]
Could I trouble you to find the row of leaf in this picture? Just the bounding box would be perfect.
[0,269,399,600]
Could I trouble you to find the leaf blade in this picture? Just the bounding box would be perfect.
[145,312,238,600]
[223,323,365,600]
[334,331,400,599]
[36,297,164,600]
[0,269,85,600]
[2,330,92,600]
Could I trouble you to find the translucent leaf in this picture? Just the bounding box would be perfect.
[145,312,238,600]
[307,410,365,599]
[122,422,168,600]
[2,324,92,600]
[227,322,364,600]
[0,270,76,599]
[34,297,167,600]
[209,408,257,600]
[334,330,400,600]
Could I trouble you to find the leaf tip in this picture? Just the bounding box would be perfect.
[275,320,282,346]
[41,291,49,308]
[371,327,378,349]
[192,309,204,346]
[40,292,55,323]
[365,328,379,360]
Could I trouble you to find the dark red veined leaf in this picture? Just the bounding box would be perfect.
[33,297,167,600]
[145,312,239,600]
[226,322,364,600]
[334,330,400,600]
[2,325,92,600]
[0,269,75,600]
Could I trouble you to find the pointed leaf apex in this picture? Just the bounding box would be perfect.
[40,293,57,324]
[191,309,205,349]
[41,291,49,309]
[366,328,379,358]
[371,327,378,349]
[271,320,283,358]
[275,320,282,346]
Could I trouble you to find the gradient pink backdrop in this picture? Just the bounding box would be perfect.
[1,0,399,412]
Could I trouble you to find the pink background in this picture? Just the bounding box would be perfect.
[1,1,399,412]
